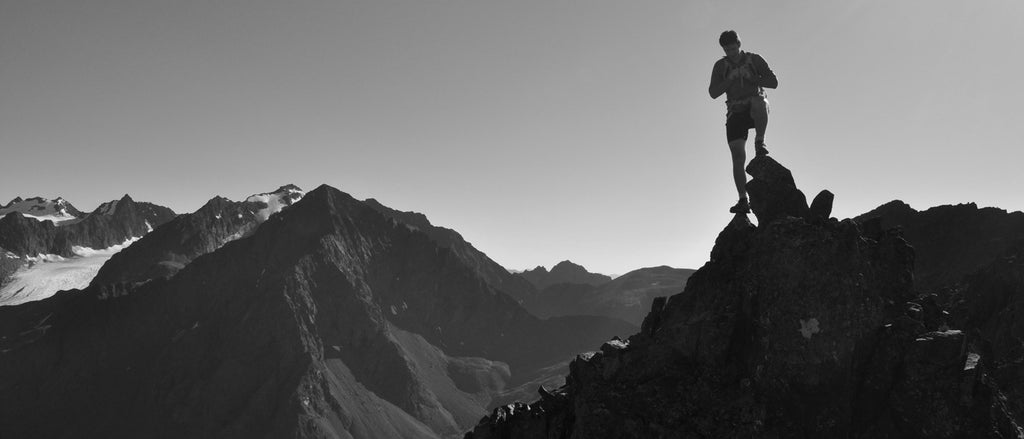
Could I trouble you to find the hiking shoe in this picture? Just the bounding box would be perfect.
[754,140,769,157]
[729,198,750,214]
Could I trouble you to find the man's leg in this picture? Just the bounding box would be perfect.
[729,138,747,201]
[751,96,769,153]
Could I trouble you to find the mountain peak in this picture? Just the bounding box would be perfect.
[2,197,24,208]
[519,260,611,290]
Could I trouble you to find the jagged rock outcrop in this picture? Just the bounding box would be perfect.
[857,200,1024,292]
[519,261,612,291]
[0,185,635,439]
[467,157,1022,438]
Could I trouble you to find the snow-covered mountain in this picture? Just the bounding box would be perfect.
[0,196,85,225]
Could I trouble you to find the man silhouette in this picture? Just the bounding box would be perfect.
[709,30,778,214]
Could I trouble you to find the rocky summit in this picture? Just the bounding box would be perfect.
[467,156,1024,438]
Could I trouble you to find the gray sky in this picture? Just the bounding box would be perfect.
[2,0,1022,275]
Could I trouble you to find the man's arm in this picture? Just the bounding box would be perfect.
[709,60,732,99]
[752,54,778,89]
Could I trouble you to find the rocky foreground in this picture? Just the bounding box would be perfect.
[466,157,1024,438]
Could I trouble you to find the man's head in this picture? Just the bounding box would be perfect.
[719,30,741,58]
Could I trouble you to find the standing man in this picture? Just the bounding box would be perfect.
[709,30,778,214]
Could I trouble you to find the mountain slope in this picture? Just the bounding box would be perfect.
[363,198,538,307]
[0,184,634,439]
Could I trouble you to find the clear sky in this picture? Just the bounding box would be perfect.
[1,0,1022,275]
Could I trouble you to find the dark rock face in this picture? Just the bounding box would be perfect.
[0,185,635,439]
[856,200,1024,292]
[528,266,695,325]
[467,159,1023,438]
[519,260,612,291]
[0,194,175,258]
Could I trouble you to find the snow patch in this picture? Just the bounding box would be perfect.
[965,352,981,371]
[0,236,141,306]
[245,185,305,222]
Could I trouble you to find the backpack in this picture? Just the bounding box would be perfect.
[721,52,760,88]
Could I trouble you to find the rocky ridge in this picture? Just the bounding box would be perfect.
[91,185,304,286]
[467,157,1023,438]
[856,200,1024,292]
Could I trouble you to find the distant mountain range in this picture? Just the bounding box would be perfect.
[0,184,635,438]
[517,261,694,325]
